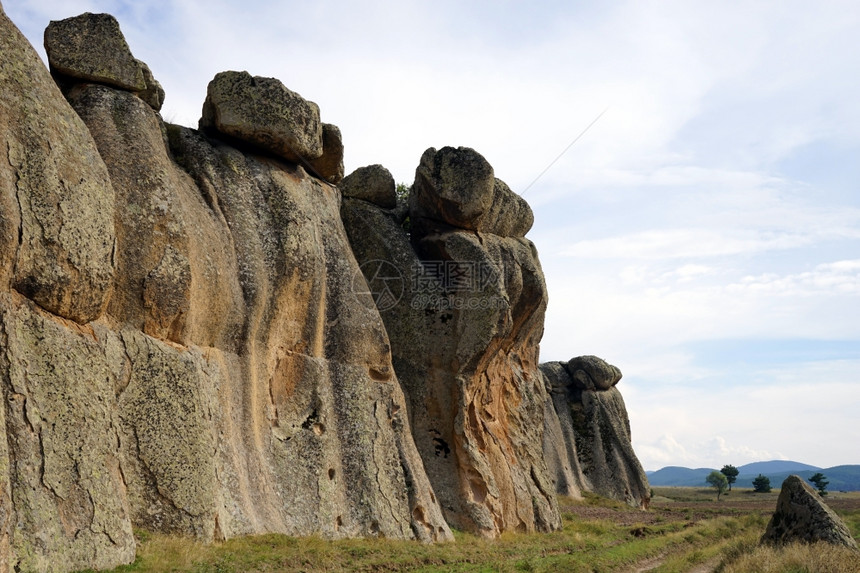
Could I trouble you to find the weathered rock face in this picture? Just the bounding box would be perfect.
[1,9,450,572]
[341,149,560,538]
[541,357,650,509]
[1,8,130,571]
[1,10,116,326]
[762,475,859,550]
[541,362,588,499]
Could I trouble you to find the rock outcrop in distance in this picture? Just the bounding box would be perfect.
[542,356,651,508]
[0,8,649,572]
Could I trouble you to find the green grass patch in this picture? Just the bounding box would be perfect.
[74,491,860,573]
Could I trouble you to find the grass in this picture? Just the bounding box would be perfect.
[74,488,860,573]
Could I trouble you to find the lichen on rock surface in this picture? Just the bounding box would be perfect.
[1,7,116,325]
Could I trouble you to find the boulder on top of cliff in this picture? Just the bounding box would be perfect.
[44,12,164,110]
[340,164,397,209]
[309,123,345,184]
[410,146,495,231]
[762,475,859,550]
[200,70,324,165]
[409,146,533,237]
[568,355,622,391]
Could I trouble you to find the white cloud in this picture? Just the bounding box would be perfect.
[560,228,812,260]
[628,370,860,470]
[729,259,860,296]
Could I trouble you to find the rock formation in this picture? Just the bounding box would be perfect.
[1,10,449,573]
[762,475,859,550]
[341,147,560,537]
[541,356,650,508]
[0,6,651,572]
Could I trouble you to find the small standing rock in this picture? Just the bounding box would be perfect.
[761,475,859,550]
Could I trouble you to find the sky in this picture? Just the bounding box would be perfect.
[4,0,859,472]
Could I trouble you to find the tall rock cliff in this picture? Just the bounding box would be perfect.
[341,150,560,537]
[0,6,651,572]
[1,10,449,573]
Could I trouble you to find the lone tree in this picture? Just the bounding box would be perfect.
[752,474,771,493]
[706,470,729,501]
[720,464,739,491]
[809,472,829,496]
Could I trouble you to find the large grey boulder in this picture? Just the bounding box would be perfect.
[340,164,397,209]
[409,146,533,237]
[541,357,650,509]
[44,13,145,91]
[200,71,324,165]
[410,146,495,231]
[762,475,859,550]
[569,355,622,391]
[44,12,164,110]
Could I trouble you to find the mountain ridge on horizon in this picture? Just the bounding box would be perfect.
[647,460,860,491]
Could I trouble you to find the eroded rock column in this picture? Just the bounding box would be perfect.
[341,148,560,537]
[541,355,651,509]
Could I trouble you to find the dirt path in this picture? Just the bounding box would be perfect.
[625,554,665,572]
[687,556,721,572]
[625,554,720,573]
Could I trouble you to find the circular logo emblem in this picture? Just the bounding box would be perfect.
[353,259,404,312]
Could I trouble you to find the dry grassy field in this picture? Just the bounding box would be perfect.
[77,488,860,573]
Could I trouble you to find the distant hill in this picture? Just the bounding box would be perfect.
[648,461,860,491]
[646,466,714,486]
[737,460,820,475]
